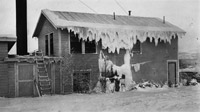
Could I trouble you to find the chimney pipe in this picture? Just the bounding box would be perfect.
[163,16,165,24]
[128,10,131,16]
[113,12,115,20]
[16,0,28,55]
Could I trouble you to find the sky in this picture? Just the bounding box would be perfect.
[0,0,199,53]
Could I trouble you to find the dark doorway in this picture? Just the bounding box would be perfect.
[73,71,91,93]
[168,61,177,87]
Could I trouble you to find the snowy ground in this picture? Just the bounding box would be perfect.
[1,85,200,112]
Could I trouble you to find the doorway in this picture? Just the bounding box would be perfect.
[73,70,91,93]
[167,61,177,87]
[17,64,34,97]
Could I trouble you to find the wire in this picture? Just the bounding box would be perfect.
[114,0,128,15]
[78,0,98,13]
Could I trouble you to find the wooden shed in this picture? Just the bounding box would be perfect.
[4,55,62,97]
[0,36,16,97]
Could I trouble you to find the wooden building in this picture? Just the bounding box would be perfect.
[0,36,16,97]
[33,9,185,93]
[4,56,61,97]
[0,36,62,97]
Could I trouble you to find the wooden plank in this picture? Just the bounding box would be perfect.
[18,65,33,80]
[19,82,33,97]
[51,63,55,94]
[15,63,18,97]
[58,29,62,56]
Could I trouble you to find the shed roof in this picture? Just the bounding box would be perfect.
[0,36,16,51]
[33,9,185,37]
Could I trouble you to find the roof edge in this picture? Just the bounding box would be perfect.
[32,9,58,37]
[0,37,16,42]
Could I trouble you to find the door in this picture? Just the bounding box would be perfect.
[17,64,34,97]
[168,61,177,86]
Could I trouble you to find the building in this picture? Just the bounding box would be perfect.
[0,36,16,97]
[33,9,185,93]
[0,36,61,97]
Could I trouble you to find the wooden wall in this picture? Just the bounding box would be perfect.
[38,14,59,56]
[7,63,15,97]
[0,42,8,97]
[2,61,61,97]
[0,42,8,61]
[0,62,8,97]
[131,37,178,83]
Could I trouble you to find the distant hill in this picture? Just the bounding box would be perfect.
[179,52,198,59]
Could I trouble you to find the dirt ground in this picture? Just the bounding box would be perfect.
[0,85,200,112]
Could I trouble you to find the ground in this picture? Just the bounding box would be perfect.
[0,85,200,112]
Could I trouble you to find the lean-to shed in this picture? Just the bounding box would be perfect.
[0,36,16,97]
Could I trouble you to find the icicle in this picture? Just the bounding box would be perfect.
[66,26,184,54]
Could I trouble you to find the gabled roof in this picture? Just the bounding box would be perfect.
[33,9,185,37]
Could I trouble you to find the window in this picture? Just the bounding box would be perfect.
[45,35,48,55]
[45,33,54,56]
[70,32,82,53]
[70,31,96,54]
[131,40,141,54]
[85,39,96,53]
[50,33,54,55]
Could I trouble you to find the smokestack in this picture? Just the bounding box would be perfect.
[163,16,165,24]
[16,0,28,55]
[113,12,115,20]
[128,10,131,16]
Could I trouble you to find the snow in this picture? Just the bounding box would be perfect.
[1,85,200,112]
[68,26,183,53]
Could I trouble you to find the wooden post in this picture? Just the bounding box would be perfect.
[15,63,18,97]
[59,61,63,94]
[51,63,55,94]
[58,29,62,56]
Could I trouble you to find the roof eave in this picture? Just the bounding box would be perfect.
[32,10,58,38]
[0,37,16,42]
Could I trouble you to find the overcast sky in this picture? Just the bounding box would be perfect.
[0,0,199,53]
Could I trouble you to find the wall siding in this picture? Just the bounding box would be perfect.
[55,62,61,94]
[7,63,15,97]
[131,37,178,83]
[0,62,8,97]
[38,18,59,56]
[0,42,8,61]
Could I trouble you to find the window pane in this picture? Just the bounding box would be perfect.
[70,32,82,53]
[132,40,141,53]
[45,35,48,55]
[85,39,96,53]
[50,33,54,55]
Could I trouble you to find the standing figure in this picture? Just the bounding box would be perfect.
[120,74,126,92]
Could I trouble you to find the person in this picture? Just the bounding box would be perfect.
[114,71,120,92]
[120,74,126,92]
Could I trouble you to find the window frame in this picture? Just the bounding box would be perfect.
[131,39,142,54]
[45,32,54,56]
[69,31,97,54]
